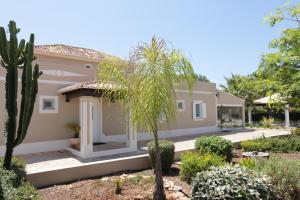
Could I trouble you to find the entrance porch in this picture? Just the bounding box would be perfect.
[58,82,137,158]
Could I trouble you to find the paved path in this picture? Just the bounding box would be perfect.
[23,128,290,174]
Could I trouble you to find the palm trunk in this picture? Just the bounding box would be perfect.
[3,145,14,170]
[153,129,166,200]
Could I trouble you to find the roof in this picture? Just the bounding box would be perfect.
[57,81,118,94]
[254,93,286,105]
[34,44,113,61]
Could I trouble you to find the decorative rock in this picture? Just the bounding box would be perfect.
[142,175,151,179]
[101,177,109,182]
[172,185,183,191]
[133,196,143,200]
[128,174,137,179]
[120,174,128,180]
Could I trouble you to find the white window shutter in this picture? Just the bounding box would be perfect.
[192,102,196,119]
[202,103,207,119]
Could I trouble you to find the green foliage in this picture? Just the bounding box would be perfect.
[65,123,80,138]
[0,21,42,169]
[0,158,40,200]
[195,136,233,162]
[147,140,175,172]
[180,152,224,183]
[254,156,300,200]
[261,117,274,128]
[291,127,300,136]
[241,135,300,152]
[239,158,256,169]
[192,73,210,82]
[191,165,278,200]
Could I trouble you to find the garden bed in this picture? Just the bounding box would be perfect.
[39,164,191,200]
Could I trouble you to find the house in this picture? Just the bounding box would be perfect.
[0,44,245,158]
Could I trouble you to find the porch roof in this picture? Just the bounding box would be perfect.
[58,81,117,94]
[253,93,286,105]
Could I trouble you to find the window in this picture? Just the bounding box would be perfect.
[193,101,206,120]
[176,100,185,112]
[39,96,58,113]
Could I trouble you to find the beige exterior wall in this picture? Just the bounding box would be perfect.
[102,100,126,135]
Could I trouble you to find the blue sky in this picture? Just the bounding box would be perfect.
[0,0,295,86]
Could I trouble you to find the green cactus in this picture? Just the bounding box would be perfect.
[0,21,42,169]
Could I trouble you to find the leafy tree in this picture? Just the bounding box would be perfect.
[98,37,195,200]
[0,21,41,169]
[193,73,210,82]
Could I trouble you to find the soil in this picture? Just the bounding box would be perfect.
[39,164,191,200]
[39,152,300,200]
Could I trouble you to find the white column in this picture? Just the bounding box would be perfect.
[242,105,246,128]
[285,104,290,128]
[80,97,93,157]
[126,110,137,150]
[248,106,252,124]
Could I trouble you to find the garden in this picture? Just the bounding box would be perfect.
[38,129,300,200]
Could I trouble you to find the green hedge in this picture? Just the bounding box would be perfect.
[195,136,233,162]
[191,165,278,200]
[241,135,300,152]
[147,140,175,172]
[180,152,224,183]
[0,158,40,200]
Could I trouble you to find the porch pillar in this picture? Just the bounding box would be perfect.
[248,106,252,124]
[126,110,137,150]
[242,105,246,128]
[285,104,290,128]
[79,97,93,157]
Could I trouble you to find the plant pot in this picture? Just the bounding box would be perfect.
[69,138,80,148]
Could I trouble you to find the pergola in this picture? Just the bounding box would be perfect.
[248,93,290,128]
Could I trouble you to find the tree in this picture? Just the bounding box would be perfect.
[98,37,195,200]
[0,21,42,169]
[193,73,210,82]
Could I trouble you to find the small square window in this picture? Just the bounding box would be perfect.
[39,96,58,113]
[176,100,185,112]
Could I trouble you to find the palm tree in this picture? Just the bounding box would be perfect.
[98,36,195,200]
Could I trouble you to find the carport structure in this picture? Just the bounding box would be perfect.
[248,93,290,128]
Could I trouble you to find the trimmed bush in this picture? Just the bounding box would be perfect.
[0,158,40,200]
[254,156,300,200]
[179,152,224,183]
[241,135,300,152]
[147,140,175,172]
[195,136,233,162]
[191,165,278,200]
[292,127,300,136]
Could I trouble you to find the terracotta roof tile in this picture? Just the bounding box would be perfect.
[34,44,112,61]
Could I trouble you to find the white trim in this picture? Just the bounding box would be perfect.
[217,104,243,107]
[193,100,205,120]
[176,100,185,112]
[0,139,69,156]
[39,95,59,114]
[175,89,216,95]
[100,126,218,143]
[0,76,81,85]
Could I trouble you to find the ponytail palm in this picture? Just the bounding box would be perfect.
[98,37,195,200]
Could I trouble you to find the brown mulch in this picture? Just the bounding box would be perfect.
[39,164,191,200]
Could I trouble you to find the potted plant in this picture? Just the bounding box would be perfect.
[66,123,80,148]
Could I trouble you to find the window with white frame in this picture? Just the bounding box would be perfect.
[39,96,59,113]
[193,101,206,120]
[176,100,185,112]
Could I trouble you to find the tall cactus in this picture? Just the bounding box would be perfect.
[0,21,42,169]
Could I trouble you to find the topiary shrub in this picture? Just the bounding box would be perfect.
[180,152,224,183]
[195,136,233,162]
[0,157,40,200]
[191,165,278,200]
[254,156,300,200]
[147,140,175,172]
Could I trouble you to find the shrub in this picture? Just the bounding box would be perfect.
[254,156,300,200]
[191,165,278,200]
[291,127,300,136]
[241,135,300,152]
[261,117,274,128]
[179,152,224,183]
[0,158,40,200]
[239,158,256,169]
[147,140,175,172]
[195,136,233,162]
